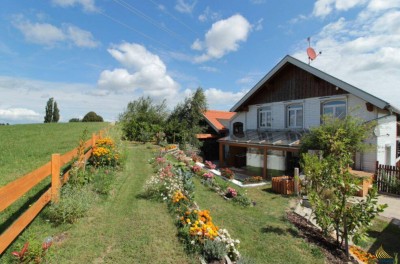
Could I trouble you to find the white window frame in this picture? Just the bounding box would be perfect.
[287,104,303,128]
[322,100,347,119]
[259,106,272,128]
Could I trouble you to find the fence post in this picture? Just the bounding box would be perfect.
[51,154,61,203]
[99,130,103,139]
[92,133,97,147]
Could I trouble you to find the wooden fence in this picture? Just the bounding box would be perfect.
[0,132,102,254]
[375,161,400,195]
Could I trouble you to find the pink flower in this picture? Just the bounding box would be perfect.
[226,187,237,198]
[205,160,216,170]
[203,172,214,179]
[192,165,201,173]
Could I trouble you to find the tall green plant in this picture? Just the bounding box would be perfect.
[44,97,54,123]
[165,87,207,148]
[119,96,166,142]
[301,115,386,258]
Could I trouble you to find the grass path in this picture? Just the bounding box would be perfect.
[48,144,192,263]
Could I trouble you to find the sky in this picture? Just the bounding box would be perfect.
[0,0,400,124]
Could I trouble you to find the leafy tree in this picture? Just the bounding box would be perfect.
[52,101,60,123]
[82,111,104,122]
[44,97,60,123]
[165,87,207,148]
[300,116,385,258]
[119,96,167,142]
[44,98,54,123]
[69,118,80,122]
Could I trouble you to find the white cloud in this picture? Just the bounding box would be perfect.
[367,0,400,12]
[175,0,197,14]
[250,0,265,4]
[66,25,99,48]
[51,0,98,12]
[254,18,264,31]
[0,76,129,123]
[198,7,221,22]
[13,16,99,48]
[13,18,65,46]
[0,108,41,122]
[199,66,219,72]
[192,14,252,63]
[312,0,367,17]
[236,71,264,86]
[292,5,400,109]
[204,88,247,110]
[98,43,179,100]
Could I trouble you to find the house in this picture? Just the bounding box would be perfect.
[218,55,400,178]
[197,110,236,161]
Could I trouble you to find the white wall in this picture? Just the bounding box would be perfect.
[230,94,397,172]
[246,153,286,170]
[229,112,246,132]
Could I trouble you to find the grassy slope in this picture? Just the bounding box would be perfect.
[193,178,325,264]
[46,144,192,263]
[0,122,107,186]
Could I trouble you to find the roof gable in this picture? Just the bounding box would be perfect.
[231,55,399,114]
[203,110,236,133]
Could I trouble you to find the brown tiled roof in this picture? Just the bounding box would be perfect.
[203,110,236,133]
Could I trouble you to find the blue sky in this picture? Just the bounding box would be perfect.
[1,0,400,124]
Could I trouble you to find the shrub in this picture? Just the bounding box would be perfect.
[92,168,115,195]
[202,239,227,262]
[69,118,80,122]
[90,138,120,168]
[232,194,252,207]
[82,111,103,122]
[44,185,94,225]
[220,168,235,179]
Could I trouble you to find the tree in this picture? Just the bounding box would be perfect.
[300,115,386,258]
[119,97,167,142]
[82,111,104,122]
[69,118,80,122]
[44,97,60,123]
[44,98,54,123]
[165,87,207,148]
[52,101,60,123]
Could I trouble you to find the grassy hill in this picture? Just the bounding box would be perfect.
[0,122,108,186]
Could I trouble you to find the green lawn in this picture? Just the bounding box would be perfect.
[193,178,325,264]
[1,143,193,263]
[2,141,397,263]
[0,122,108,186]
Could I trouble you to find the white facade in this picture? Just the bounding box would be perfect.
[229,94,398,172]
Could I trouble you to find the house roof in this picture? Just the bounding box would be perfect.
[203,110,236,133]
[230,55,400,114]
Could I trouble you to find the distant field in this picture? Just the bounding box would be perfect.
[0,122,108,186]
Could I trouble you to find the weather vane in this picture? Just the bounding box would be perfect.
[307,37,321,65]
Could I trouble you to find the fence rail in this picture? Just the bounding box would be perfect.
[375,161,400,195]
[0,132,102,254]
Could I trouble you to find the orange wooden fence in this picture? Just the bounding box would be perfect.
[0,132,102,254]
[272,176,296,195]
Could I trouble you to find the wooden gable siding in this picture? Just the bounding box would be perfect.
[242,63,348,109]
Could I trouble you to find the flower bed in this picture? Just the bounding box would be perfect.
[145,149,242,263]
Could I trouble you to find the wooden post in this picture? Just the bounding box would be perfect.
[219,142,224,167]
[294,167,300,196]
[51,154,61,203]
[263,148,267,179]
[92,133,97,147]
[99,130,103,139]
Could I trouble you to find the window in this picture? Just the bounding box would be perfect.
[258,106,272,128]
[322,100,346,119]
[233,122,244,137]
[287,104,303,128]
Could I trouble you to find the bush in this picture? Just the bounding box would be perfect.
[82,111,103,122]
[44,185,94,225]
[92,168,115,195]
[202,239,227,262]
[69,118,80,122]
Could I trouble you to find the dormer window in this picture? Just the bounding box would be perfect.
[287,104,303,128]
[322,100,346,119]
[258,106,272,128]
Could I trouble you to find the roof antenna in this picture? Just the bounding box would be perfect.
[307,37,321,65]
